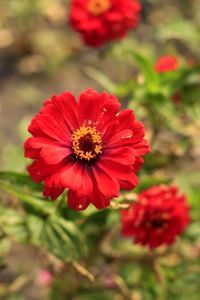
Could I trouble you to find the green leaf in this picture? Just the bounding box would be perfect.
[0,172,87,261]
[0,171,43,193]
[150,101,186,135]
[41,217,85,261]
[0,206,28,242]
[57,218,87,257]
[84,67,116,93]
[0,172,54,216]
[25,214,44,245]
[0,205,86,261]
[128,51,160,92]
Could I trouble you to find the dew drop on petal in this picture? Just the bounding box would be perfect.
[121,130,133,139]
[84,119,93,126]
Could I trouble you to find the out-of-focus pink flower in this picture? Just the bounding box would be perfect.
[36,270,53,287]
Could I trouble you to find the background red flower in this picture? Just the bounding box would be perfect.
[24,89,150,210]
[155,55,179,73]
[69,0,141,47]
[121,184,190,248]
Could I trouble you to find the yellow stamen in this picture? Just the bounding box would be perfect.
[87,0,111,16]
[72,126,103,161]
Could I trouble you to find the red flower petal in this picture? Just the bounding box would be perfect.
[28,160,63,183]
[98,159,138,187]
[53,92,79,132]
[43,177,65,200]
[61,162,83,191]
[92,165,120,198]
[103,147,136,165]
[68,190,90,210]
[40,145,71,165]
[105,129,134,148]
[24,137,68,159]
[78,89,121,128]
[90,192,111,209]
[29,114,69,144]
[75,167,93,198]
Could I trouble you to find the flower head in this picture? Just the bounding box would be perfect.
[36,270,53,287]
[155,55,179,73]
[24,89,150,210]
[121,184,190,248]
[69,0,141,47]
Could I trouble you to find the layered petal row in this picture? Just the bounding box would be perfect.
[24,89,150,210]
[121,184,190,248]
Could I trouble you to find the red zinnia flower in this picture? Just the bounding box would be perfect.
[121,184,190,248]
[24,89,150,210]
[69,0,141,47]
[155,55,179,73]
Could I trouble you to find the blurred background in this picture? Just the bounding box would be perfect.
[0,0,200,299]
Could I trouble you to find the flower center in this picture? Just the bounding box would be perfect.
[146,212,170,229]
[72,126,103,161]
[87,0,111,16]
[151,219,165,228]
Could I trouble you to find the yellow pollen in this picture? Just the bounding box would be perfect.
[72,126,103,161]
[87,0,111,16]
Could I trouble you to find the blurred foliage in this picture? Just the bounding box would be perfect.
[0,0,200,300]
